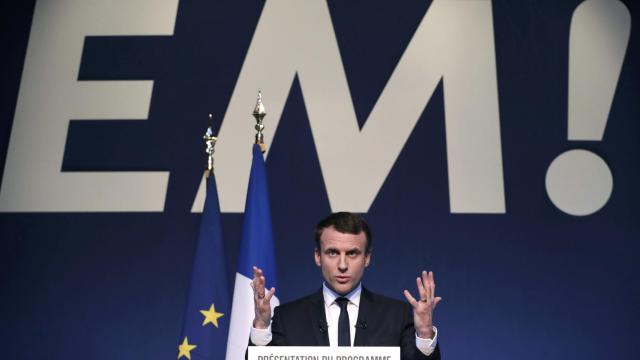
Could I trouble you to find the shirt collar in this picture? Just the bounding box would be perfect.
[322,282,362,308]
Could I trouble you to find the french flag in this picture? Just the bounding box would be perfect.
[226,144,279,360]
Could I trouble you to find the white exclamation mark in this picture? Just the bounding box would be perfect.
[546,0,631,216]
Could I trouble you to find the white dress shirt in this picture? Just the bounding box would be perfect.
[323,282,361,346]
[251,283,438,356]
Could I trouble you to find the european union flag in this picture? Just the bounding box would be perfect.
[178,174,230,360]
[226,144,279,360]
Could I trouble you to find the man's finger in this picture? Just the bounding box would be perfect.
[416,276,427,300]
[264,287,276,301]
[430,271,436,298]
[253,267,265,288]
[256,276,267,297]
[403,290,418,306]
[425,271,434,299]
[421,271,431,300]
[253,275,266,297]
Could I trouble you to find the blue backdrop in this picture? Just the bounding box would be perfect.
[1,1,638,359]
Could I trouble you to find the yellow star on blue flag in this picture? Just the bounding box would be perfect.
[177,337,197,360]
[201,304,224,327]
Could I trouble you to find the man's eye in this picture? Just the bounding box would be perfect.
[327,250,338,256]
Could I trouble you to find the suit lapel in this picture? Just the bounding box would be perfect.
[354,288,373,346]
[309,289,330,346]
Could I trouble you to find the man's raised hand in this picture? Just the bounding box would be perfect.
[251,266,276,329]
[403,270,442,339]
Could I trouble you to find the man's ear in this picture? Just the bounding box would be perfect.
[314,248,321,267]
[364,251,371,267]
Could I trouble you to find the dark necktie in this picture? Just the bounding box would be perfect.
[336,297,351,346]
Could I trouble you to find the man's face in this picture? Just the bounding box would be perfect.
[315,226,371,295]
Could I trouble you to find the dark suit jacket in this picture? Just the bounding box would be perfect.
[251,288,441,360]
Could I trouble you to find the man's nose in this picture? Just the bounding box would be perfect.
[338,255,348,272]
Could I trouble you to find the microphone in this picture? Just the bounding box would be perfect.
[318,320,328,333]
[356,321,367,329]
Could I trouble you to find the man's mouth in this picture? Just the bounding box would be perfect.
[336,276,350,283]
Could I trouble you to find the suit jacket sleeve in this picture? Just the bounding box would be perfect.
[269,305,287,345]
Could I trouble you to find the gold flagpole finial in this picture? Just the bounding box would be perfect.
[203,113,217,177]
[253,90,267,153]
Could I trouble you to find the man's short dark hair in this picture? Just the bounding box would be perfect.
[315,212,372,253]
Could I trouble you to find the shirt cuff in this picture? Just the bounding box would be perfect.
[415,325,438,356]
[250,325,273,346]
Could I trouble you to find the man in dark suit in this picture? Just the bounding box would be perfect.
[249,212,441,360]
